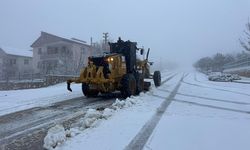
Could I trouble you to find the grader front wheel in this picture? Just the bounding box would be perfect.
[121,74,136,98]
[153,71,161,87]
[82,83,99,97]
[135,73,144,95]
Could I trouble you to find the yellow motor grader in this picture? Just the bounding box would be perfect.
[67,38,161,98]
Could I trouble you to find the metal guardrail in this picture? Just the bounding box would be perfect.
[223,57,250,70]
[0,73,78,83]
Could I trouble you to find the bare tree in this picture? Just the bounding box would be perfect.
[239,20,250,51]
[212,53,227,72]
[74,48,85,75]
[194,57,213,72]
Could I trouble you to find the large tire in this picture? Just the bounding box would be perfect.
[144,65,150,78]
[143,81,151,91]
[82,83,99,97]
[153,71,161,87]
[121,74,136,98]
[135,73,144,95]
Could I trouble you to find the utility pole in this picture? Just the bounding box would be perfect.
[90,37,93,56]
[90,37,93,46]
[103,32,109,52]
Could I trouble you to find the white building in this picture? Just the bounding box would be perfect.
[0,46,33,80]
[31,32,96,75]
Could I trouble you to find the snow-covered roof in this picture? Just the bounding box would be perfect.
[31,31,91,48]
[0,46,32,57]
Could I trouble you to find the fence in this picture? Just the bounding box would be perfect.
[223,57,250,77]
[0,73,78,90]
[223,57,250,70]
[0,73,44,83]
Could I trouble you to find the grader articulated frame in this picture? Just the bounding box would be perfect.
[67,38,161,98]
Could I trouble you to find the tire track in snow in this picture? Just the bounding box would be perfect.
[0,97,111,139]
[157,89,250,105]
[0,93,83,116]
[124,74,184,150]
[173,99,250,114]
[160,73,177,85]
[0,96,116,150]
[181,80,250,97]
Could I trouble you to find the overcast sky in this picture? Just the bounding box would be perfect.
[0,0,250,67]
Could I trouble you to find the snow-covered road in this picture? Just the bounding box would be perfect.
[0,83,83,116]
[144,72,250,150]
[53,72,250,150]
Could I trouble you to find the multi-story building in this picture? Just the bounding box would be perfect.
[31,32,95,75]
[0,46,33,80]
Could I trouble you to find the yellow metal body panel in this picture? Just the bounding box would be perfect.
[67,54,127,93]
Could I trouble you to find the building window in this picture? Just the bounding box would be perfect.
[38,48,42,54]
[47,47,59,54]
[62,46,66,54]
[24,59,29,65]
[37,61,41,68]
[55,47,58,54]
[10,59,16,65]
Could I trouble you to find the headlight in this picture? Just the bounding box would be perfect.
[107,57,114,62]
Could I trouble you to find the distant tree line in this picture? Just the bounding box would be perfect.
[194,20,250,73]
[239,20,250,51]
[194,52,250,72]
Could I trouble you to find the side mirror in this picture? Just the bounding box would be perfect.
[140,49,144,55]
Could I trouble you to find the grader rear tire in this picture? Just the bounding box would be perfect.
[153,71,161,87]
[82,83,99,97]
[121,74,136,98]
[135,73,144,95]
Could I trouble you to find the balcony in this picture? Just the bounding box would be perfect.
[40,45,73,60]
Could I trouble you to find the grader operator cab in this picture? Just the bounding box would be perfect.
[67,38,161,98]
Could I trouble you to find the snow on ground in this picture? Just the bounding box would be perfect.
[190,72,250,95]
[0,70,171,117]
[145,72,250,150]
[0,83,82,116]
[144,102,250,150]
[48,71,250,150]
[3,70,249,150]
[51,73,183,150]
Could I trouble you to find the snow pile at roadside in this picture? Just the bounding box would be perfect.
[102,108,113,119]
[79,109,102,129]
[43,92,150,150]
[111,97,137,109]
[208,73,241,82]
[43,125,67,150]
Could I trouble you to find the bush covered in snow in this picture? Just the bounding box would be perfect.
[208,72,241,82]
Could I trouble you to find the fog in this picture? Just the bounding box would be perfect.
[0,0,250,68]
